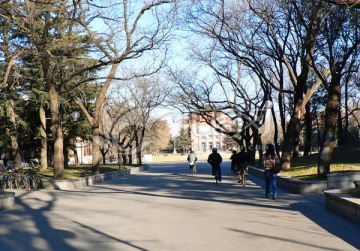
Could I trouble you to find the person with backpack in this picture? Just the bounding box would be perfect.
[187,150,198,175]
[261,143,280,200]
[207,148,223,181]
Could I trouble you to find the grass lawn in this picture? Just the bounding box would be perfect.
[279,143,360,179]
[39,152,232,180]
[152,152,232,163]
[277,143,360,199]
[40,164,135,180]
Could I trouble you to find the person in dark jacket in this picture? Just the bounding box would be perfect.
[236,148,250,183]
[207,148,223,181]
[230,150,238,174]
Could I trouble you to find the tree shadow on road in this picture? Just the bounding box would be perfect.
[0,191,151,251]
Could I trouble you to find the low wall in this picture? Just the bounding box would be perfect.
[326,171,360,190]
[43,165,149,190]
[0,191,15,211]
[249,166,360,194]
[324,190,360,225]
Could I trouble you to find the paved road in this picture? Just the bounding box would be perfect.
[1,161,359,251]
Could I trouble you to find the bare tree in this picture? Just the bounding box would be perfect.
[316,6,360,178]
[106,75,170,165]
[143,119,172,155]
[72,0,179,174]
[177,0,332,168]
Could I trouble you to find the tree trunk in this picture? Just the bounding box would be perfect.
[74,150,79,167]
[304,102,312,156]
[281,106,302,170]
[101,150,106,164]
[317,69,341,179]
[128,145,133,165]
[344,80,349,143]
[39,106,48,169]
[278,90,286,138]
[64,147,69,169]
[292,129,301,157]
[337,108,344,145]
[271,105,280,157]
[91,125,101,175]
[281,4,324,170]
[7,100,21,168]
[49,85,65,179]
[117,147,123,169]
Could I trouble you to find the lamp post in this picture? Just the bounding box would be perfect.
[71,111,81,165]
[72,111,80,121]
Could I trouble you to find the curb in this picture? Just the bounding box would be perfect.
[42,165,149,190]
[249,166,360,194]
[324,189,360,225]
[249,166,328,194]
[249,166,360,224]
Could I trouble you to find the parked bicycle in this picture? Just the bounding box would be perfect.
[0,163,43,191]
[24,168,43,190]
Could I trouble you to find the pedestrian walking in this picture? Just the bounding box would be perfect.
[230,150,238,174]
[187,150,197,175]
[207,148,223,181]
[236,147,250,183]
[261,143,280,199]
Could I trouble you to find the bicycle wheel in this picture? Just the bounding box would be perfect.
[0,174,7,191]
[8,174,19,190]
[22,176,31,191]
[214,167,219,185]
[35,175,43,189]
[4,175,9,190]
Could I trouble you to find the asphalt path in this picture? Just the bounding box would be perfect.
[0,161,359,251]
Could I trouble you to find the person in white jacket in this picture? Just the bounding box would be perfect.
[187,150,198,175]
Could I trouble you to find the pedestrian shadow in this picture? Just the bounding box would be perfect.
[0,191,150,251]
[73,221,150,251]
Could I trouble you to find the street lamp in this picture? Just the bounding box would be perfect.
[72,111,80,121]
[71,111,81,165]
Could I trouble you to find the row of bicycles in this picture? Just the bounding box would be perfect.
[0,160,43,191]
